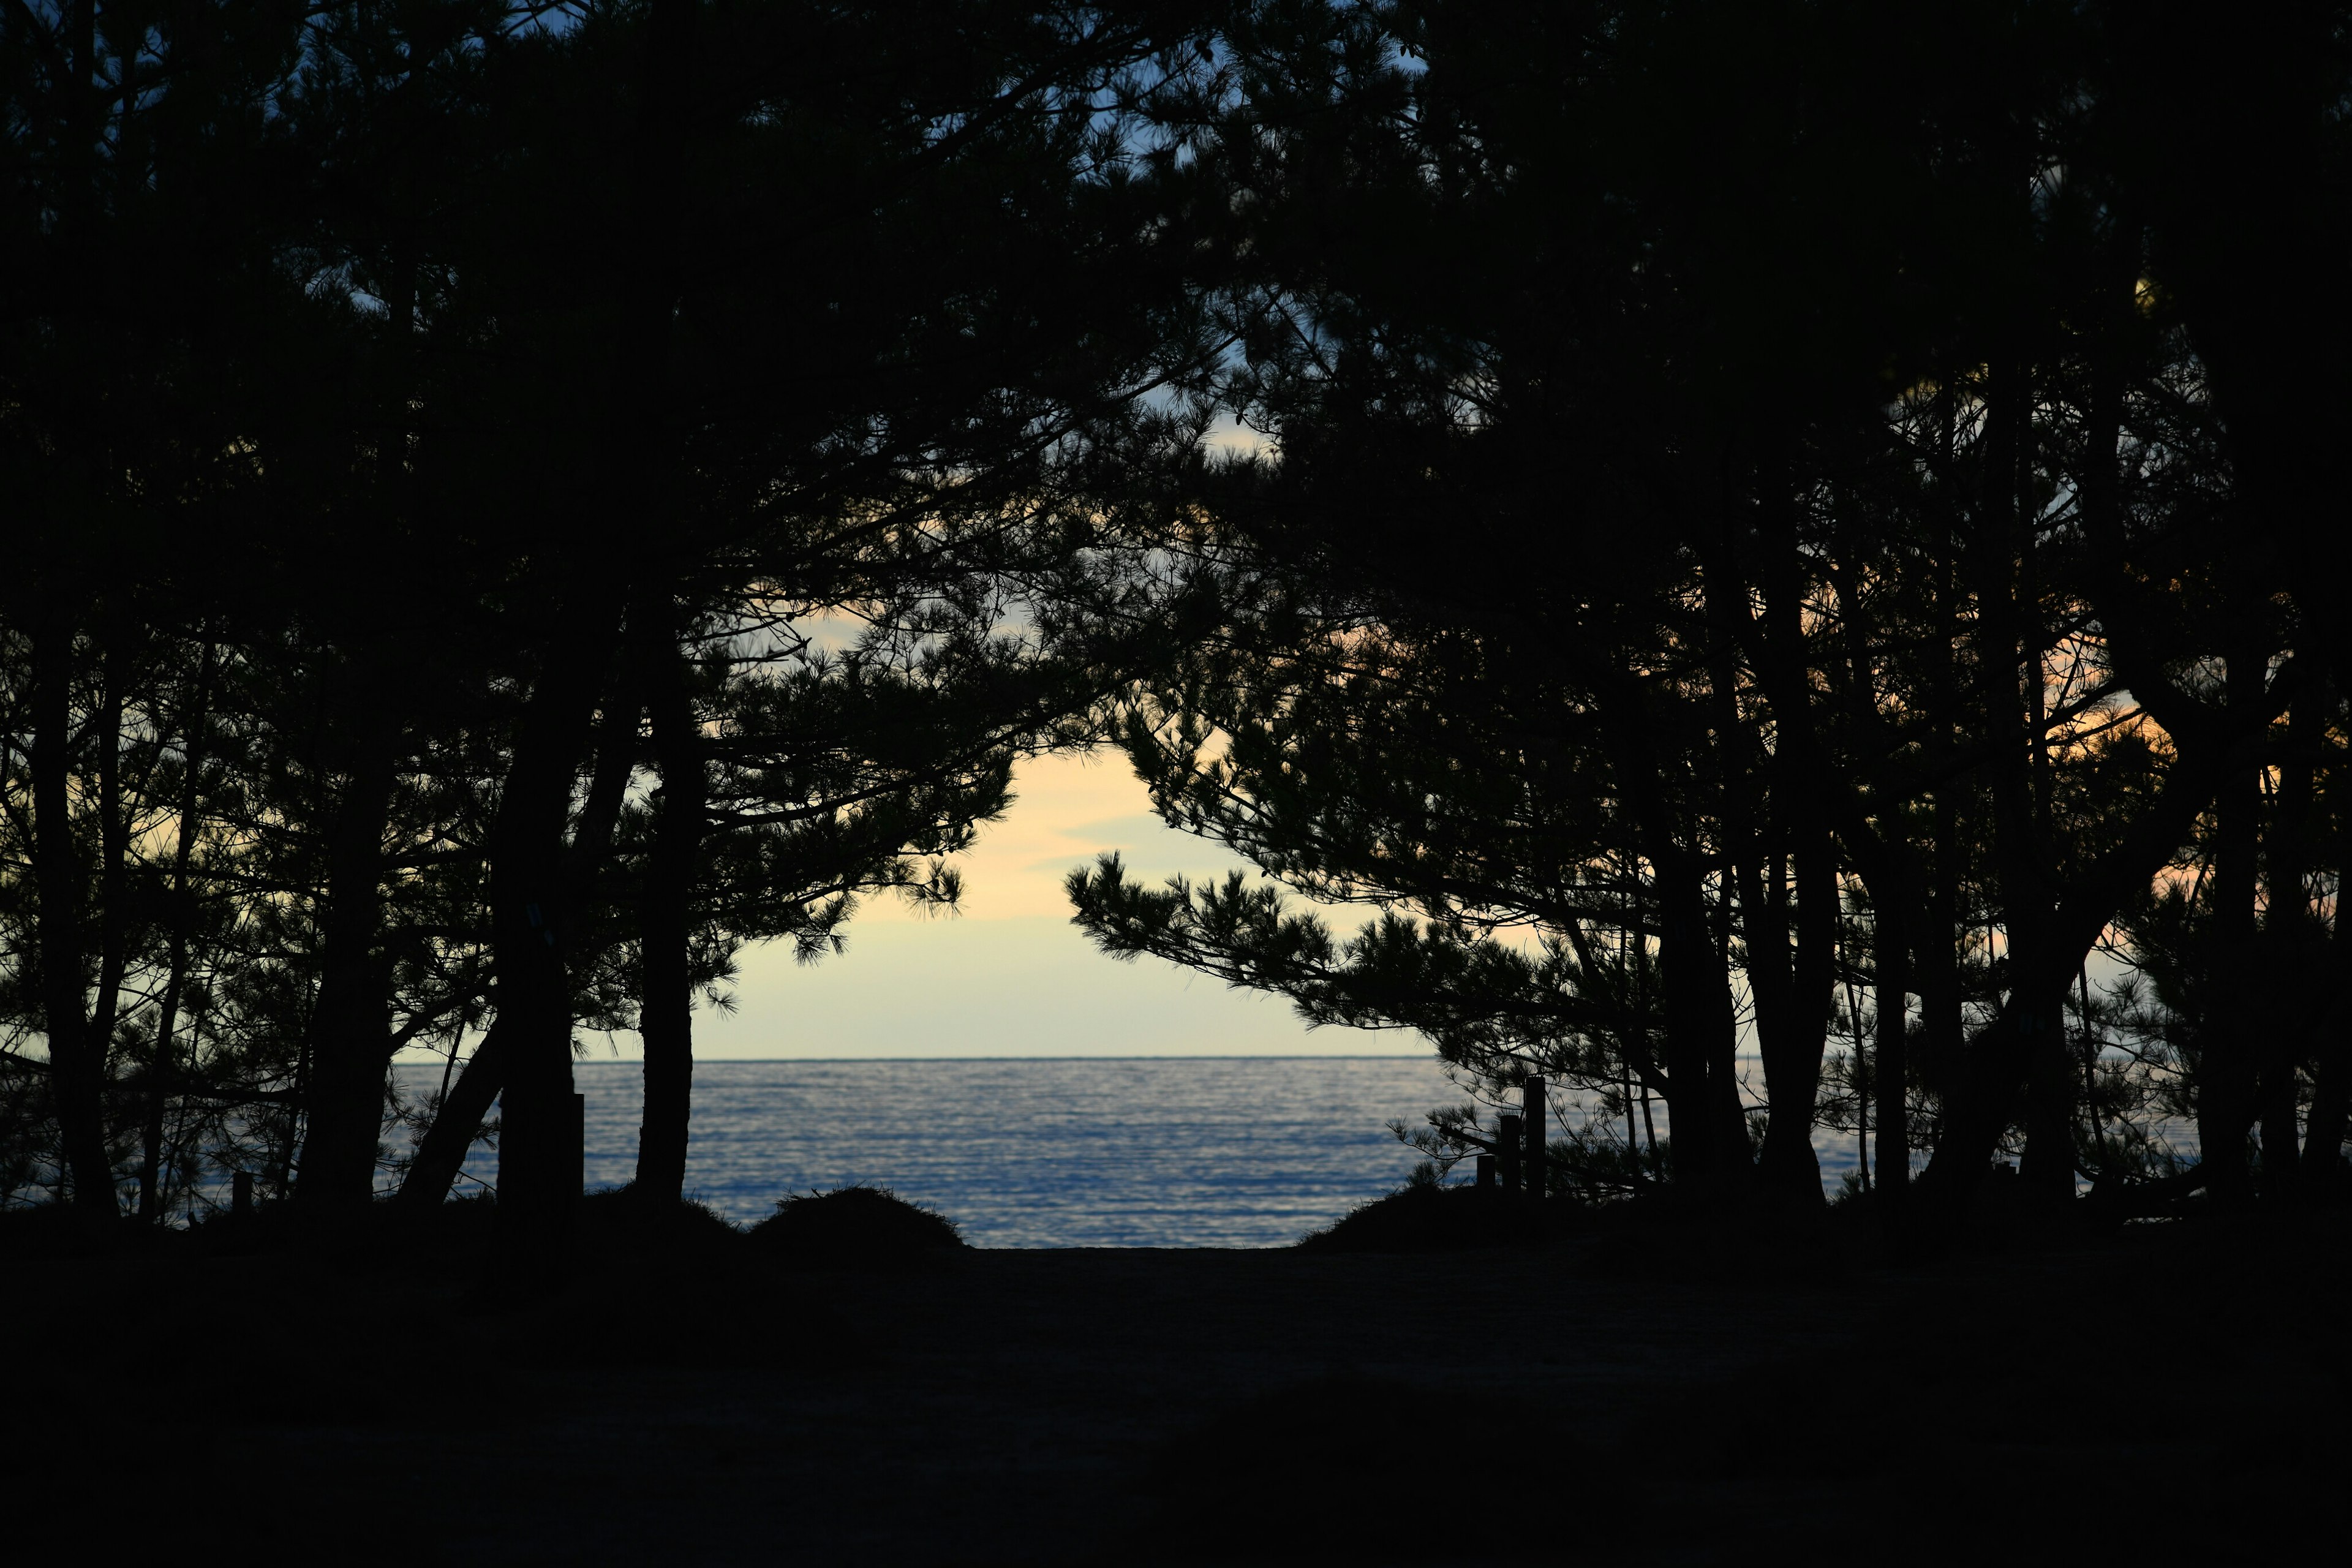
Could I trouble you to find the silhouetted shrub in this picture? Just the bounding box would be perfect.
[575,1186,744,1258]
[749,1184,965,1262]
[1295,1183,1540,1252]
[481,1191,859,1368]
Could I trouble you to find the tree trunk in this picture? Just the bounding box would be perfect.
[2302,1014,2350,1191]
[2256,692,2320,1196]
[2013,992,2076,1202]
[1702,890,1747,1171]
[86,650,129,1089]
[634,639,706,1207]
[138,641,214,1224]
[488,649,605,1269]
[1918,790,1964,1145]
[1659,865,1750,1188]
[401,658,638,1212]
[31,610,113,1216]
[1914,731,2253,1229]
[1755,831,1835,1205]
[396,1020,507,1208]
[1740,452,1837,1205]
[1700,537,1792,1195]
[486,0,698,1265]
[295,708,402,1205]
[2256,1051,2305,1197]
[2196,655,2264,1206]
[1989,350,2076,1214]
[1658,862,1730,1183]
[1872,898,1908,1207]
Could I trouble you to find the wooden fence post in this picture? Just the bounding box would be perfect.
[1498,1112,1523,1195]
[232,1169,253,1217]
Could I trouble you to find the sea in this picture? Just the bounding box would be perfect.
[394,1056,1876,1248]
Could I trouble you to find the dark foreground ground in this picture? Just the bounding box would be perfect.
[8,1201,2345,1564]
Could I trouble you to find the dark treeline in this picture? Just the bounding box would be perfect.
[1065,1,2352,1229]
[1,0,1222,1252]
[4,0,2348,1259]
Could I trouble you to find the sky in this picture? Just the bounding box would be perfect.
[592,746,1421,1061]
[658,412,1299,1061]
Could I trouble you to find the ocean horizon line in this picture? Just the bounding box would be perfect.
[538,1053,1436,1065]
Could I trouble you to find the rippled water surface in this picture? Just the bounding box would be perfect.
[409,1057,1483,1247]
[398,1055,1904,1247]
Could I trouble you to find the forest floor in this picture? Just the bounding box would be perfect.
[9,1201,2345,1565]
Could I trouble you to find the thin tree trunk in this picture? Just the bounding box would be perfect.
[1921,377,1969,1109]
[1703,872,1749,1176]
[1702,540,1797,1194]
[1989,353,2075,1212]
[138,641,214,1224]
[1856,1030,1871,1193]
[2256,693,2319,1195]
[2013,993,2075,1202]
[397,1020,508,1208]
[2197,651,2264,1206]
[32,611,113,1216]
[1832,819,1925,1217]
[1634,930,1660,1171]
[2078,964,2105,1174]
[1755,832,1835,1204]
[1658,861,1732,1183]
[1872,899,1908,1205]
[1920,785,1966,1124]
[1621,1049,1640,1177]
[1839,900,1871,1195]
[86,649,129,1084]
[634,639,706,1207]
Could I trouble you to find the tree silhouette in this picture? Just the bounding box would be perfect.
[5,0,2343,1255]
[1069,1,2348,1232]
[3,1,1223,1251]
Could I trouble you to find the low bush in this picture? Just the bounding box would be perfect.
[1295,1183,1544,1253]
[748,1184,966,1262]
[575,1186,744,1257]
